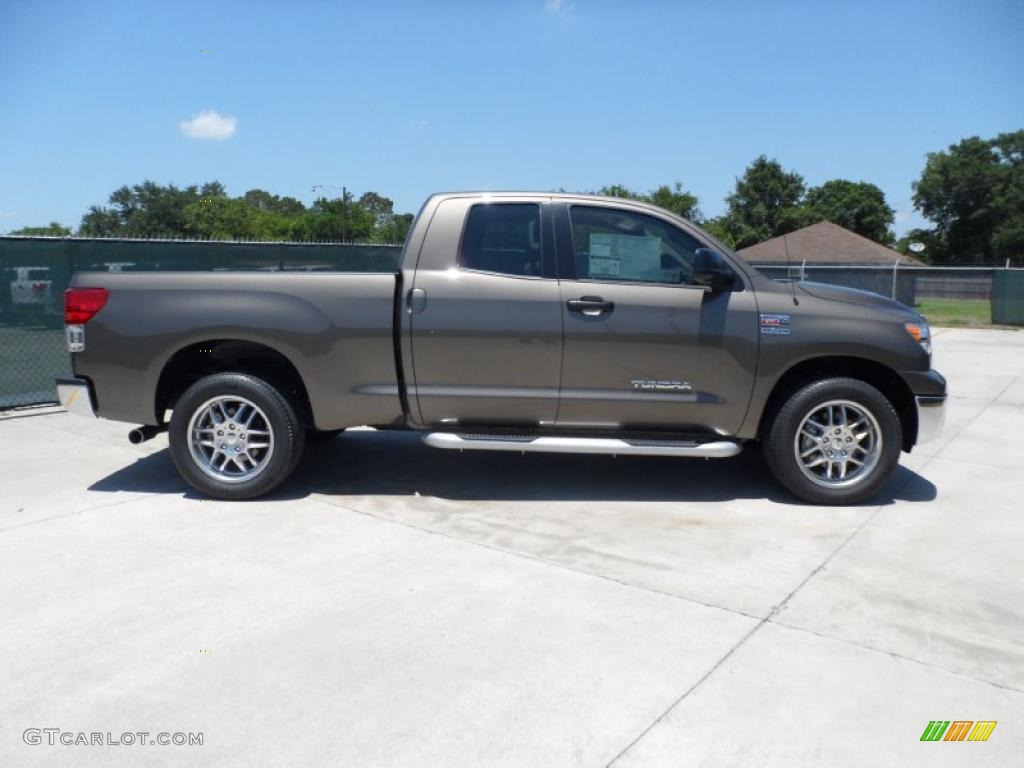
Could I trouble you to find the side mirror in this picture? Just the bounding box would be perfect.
[692,248,736,291]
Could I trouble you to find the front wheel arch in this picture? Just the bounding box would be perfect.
[757,356,917,451]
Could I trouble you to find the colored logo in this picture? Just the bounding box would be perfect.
[920,721,997,742]
[759,313,791,335]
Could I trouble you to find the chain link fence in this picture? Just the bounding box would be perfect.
[2,237,1022,409]
[0,237,403,408]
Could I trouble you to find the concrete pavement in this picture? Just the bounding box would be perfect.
[1,328,1022,766]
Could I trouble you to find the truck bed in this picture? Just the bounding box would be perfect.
[70,271,404,428]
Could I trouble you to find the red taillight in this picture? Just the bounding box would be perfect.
[64,287,109,324]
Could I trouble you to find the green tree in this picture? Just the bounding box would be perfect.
[243,189,305,216]
[597,181,702,220]
[357,191,395,216]
[912,130,1024,264]
[78,206,122,237]
[80,180,210,237]
[804,179,894,244]
[647,183,701,220]
[374,212,414,244]
[8,222,71,236]
[75,180,416,243]
[597,184,646,201]
[723,156,808,248]
[183,197,259,240]
[700,217,737,249]
[296,195,377,241]
[200,181,227,199]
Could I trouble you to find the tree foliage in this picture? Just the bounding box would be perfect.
[710,160,899,250]
[722,156,808,249]
[593,168,900,252]
[242,189,305,216]
[8,221,71,236]
[596,181,702,221]
[912,130,1024,264]
[804,179,895,244]
[699,217,737,249]
[33,132,1023,265]
[647,183,701,220]
[77,180,413,243]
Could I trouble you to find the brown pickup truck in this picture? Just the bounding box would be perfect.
[57,192,946,504]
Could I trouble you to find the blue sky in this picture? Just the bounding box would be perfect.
[1,0,1022,236]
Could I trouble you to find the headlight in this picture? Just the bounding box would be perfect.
[905,320,931,357]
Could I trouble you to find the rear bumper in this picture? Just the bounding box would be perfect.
[56,377,97,418]
[915,395,946,445]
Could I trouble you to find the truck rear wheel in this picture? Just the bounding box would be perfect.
[762,377,902,505]
[168,373,305,500]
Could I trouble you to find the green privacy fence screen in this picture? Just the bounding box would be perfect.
[991,270,1024,325]
[0,236,403,408]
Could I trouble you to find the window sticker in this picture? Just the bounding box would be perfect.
[588,233,662,281]
[589,256,620,276]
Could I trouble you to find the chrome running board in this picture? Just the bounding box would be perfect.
[423,433,742,458]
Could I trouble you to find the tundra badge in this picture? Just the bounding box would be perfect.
[631,380,694,393]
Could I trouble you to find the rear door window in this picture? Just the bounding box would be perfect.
[460,203,544,277]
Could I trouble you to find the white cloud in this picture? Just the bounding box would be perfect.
[544,0,573,14]
[179,109,238,141]
[407,118,428,132]
[0,210,17,219]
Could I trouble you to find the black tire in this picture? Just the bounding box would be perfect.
[762,377,902,505]
[169,373,305,500]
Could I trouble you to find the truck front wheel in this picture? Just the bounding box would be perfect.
[762,377,902,505]
[168,373,305,500]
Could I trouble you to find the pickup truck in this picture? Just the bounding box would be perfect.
[56,192,947,504]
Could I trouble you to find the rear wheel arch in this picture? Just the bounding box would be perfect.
[154,339,314,427]
[758,356,918,451]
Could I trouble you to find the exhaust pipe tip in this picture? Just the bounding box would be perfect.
[129,424,166,444]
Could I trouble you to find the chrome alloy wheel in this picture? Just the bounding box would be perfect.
[794,399,882,489]
[187,396,274,483]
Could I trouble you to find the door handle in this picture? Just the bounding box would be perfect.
[567,296,614,317]
[407,288,427,314]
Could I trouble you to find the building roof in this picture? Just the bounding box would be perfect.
[736,221,924,266]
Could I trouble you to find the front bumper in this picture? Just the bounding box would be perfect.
[915,395,946,445]
[56,377,97,418]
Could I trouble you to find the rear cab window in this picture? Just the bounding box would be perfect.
[460,203,544,278]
